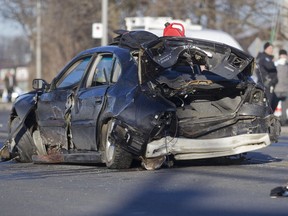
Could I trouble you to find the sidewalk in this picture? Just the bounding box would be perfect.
[281,126,288,135]
[0,102,12,111]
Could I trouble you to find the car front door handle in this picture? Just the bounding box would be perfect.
[95,96,102,104]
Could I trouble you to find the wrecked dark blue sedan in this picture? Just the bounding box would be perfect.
[0,31,280,170]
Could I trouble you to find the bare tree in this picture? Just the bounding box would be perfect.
[1,0,288,81]
[40,0,102,81]
[0,36,30,65]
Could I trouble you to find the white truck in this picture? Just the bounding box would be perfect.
[125,17,243,50]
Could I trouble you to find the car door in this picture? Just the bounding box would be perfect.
[70,53,121,151]
[36,55,93,149]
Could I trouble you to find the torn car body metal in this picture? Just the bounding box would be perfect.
[1,31,281,170]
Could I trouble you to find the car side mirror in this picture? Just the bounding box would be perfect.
[32,79,49,90]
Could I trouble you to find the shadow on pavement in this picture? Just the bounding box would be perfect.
[172,151,281,168]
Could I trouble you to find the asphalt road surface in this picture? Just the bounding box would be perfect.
[0,105,288,216]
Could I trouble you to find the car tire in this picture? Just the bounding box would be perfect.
[10,116,36,162]
[101,120,132,169]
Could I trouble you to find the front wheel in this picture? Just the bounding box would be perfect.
[101,120,132,169]
[9,116,36,162]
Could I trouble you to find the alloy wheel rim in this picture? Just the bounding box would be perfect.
[106,121,115,163]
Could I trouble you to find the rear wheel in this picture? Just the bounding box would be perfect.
[10,116,36,162]
[101,120,132,169]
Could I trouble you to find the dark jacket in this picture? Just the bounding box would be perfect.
[274,58,288,93]
[256,52,278,88]
[4,73,16,92]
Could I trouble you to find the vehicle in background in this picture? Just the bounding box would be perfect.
[125,16,243,50]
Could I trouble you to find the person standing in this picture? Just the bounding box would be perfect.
[4,71,16,102]
[255,42,278,112]
[274,49,288,124]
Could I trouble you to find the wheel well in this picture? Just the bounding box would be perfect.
[97,118,111,152]
[10,108,37,133]
[24,111,37,132]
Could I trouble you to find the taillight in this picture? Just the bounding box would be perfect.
[251,90,264,104]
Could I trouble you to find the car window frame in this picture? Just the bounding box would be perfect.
[92,55,113,86]
[84,53,122,88]
[111,58,122,83]
[50,55,93,91]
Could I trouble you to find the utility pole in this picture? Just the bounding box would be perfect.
[101,0,108,46]
[281,0,288,38]
[36,0,42,78]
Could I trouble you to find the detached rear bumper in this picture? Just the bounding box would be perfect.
[145,133,271,160]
